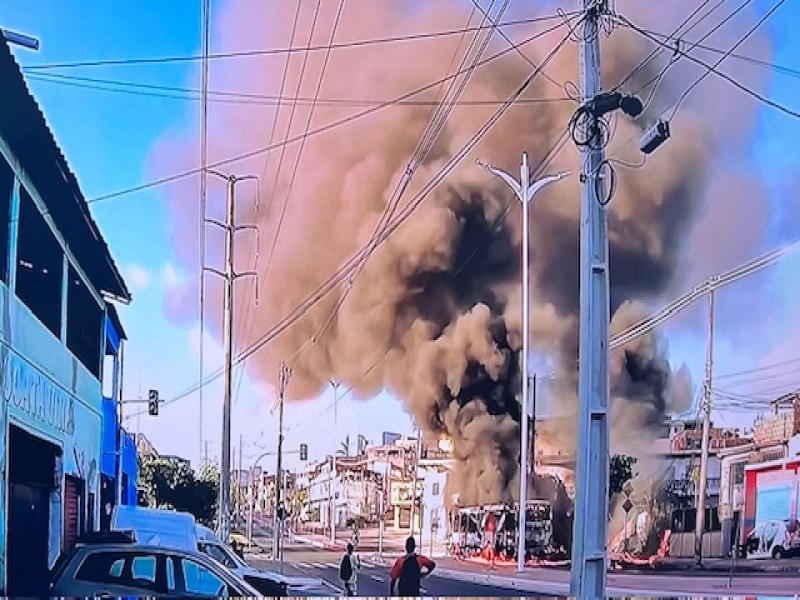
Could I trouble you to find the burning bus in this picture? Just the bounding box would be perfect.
[448,500,554,559]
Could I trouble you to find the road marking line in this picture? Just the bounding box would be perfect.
[420,587,427,594]
[325,562,338,568]
[312,563,326,569]
[370,575,383,582]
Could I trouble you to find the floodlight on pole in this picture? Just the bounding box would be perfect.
[479,154,568,573]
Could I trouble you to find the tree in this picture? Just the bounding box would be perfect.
[609,454,638,500]
[138,456,219,527]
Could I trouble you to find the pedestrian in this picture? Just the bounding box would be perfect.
[339,542,360,596]
[389,536,436,596]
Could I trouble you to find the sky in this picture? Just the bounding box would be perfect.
[1,0,798,470]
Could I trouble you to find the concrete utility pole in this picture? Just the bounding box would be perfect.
[571,1,611,594]
[329,380,340,544]
[219,175,236,544]
[409,429,422,538]
[199,0,210,474]
[206,172,260,544]
[695,287,716,565]
[273,363,291,560]
[480,154,567,573]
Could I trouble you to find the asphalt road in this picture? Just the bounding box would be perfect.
[251,548,548,597]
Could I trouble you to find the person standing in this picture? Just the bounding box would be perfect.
[390,536,436,596]
[339,542,360,596]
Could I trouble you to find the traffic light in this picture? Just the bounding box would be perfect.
[148,389,159,416]
[300,443,308,461]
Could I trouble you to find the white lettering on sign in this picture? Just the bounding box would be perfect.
[1,351,75,435]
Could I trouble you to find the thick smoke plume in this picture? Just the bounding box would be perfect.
[153,0,775,506]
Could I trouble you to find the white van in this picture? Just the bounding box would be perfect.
[111,505,197,552]
[111,507,328,596]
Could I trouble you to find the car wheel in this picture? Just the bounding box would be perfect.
[772,546,784,559]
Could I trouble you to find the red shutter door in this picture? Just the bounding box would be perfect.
[64,477,79,550]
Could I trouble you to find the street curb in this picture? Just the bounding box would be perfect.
[292,535,327,549]
[434,568,565,595]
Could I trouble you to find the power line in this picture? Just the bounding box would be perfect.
[129,26,577,417]
[261,0,326,283]
[285,0,502,369]
[618,1,799,121]
[21,12,579,71]
[715,356,800,381]
[24,71,572,107]
[610,237,800,349]
[84,17,572,205]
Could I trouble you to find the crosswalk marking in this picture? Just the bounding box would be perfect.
[325,562,338,569]
[312,562,327,569]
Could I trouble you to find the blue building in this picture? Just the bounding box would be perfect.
[99,305,138,531]
[0,39,132,595]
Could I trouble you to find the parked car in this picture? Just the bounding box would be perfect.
[195,525,332,597]
[50,540,260,598]
[744,519,800,559]
[111,507,329,596]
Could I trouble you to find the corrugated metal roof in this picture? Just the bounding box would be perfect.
[0,40,130,302]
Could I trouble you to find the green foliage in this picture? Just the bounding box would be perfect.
[609,454,638,500]
[137,456,219,527]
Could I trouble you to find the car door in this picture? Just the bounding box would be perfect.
[64,550,168,597]
[169,555,231,598]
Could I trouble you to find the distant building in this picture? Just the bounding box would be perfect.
[0,39,131,595]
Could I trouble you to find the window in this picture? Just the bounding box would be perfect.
[0,156,12,283]
[200,542,237,568]
[181,558,226,596]
[432,483,440,496]
[732,462,745,486]
[131,556,156,583]
[75,551,161,594]
[16,187,63,337]
[67,265,102,377]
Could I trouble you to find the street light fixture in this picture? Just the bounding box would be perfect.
[479,154,568,573]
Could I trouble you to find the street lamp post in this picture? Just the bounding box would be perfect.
[480,154,568,573]
[329,380,340,544]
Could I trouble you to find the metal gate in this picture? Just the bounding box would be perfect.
[64,476,84,550]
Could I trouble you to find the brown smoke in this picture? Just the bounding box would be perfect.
[153,0,775,506]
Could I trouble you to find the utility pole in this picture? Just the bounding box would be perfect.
[206,172,260,544]
[273,363,291,561]
[570,1,616,595]
[409,429,422,538]
[329,380,340,544]
[695,286,716,565]
[199,0,210,476]
[479,155,567,574]
[239,434,244,528]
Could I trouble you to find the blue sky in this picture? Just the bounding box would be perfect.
[2,1,798,467]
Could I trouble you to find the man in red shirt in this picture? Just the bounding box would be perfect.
[390,536,436,596]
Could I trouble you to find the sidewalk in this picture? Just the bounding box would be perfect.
[654,555,800,574]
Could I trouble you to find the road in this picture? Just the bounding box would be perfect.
[249,547,545,597]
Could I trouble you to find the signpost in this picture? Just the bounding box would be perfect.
[623,482,634,552]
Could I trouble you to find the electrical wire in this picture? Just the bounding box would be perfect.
[618,1,798,122]
[716,357,800,382]
[230,1,305,408]
[125,26,578,418]
[285,0,491,369]
[610,237,800,349]
[21,12,579,71]
[24,70,572,107]
[613,0,720,91]
[85,17,573,205]
[469,0,570,97]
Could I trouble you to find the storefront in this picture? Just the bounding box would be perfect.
[0,39,130,595]
[742,458,800,544]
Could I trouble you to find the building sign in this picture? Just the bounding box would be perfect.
[2,351,75,435]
